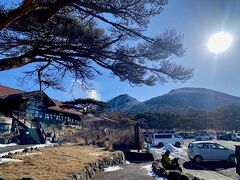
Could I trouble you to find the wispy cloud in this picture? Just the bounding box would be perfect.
[86,89,101,100]
[68,79,101,100]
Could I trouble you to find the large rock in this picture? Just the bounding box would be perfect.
[152,161,194,180]
[70,151,125,180]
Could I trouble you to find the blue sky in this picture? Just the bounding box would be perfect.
[1,0,240,102]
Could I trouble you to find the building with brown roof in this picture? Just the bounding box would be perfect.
[0,85,82,124]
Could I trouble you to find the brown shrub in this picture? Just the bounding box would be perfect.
[108,129,144,151]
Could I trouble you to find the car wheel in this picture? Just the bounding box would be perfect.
[194,155,203,163]
[158,142,164,148]
[229,155,236,163]
[175,142,181,148]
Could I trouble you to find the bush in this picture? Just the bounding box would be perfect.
[109,129,144,151]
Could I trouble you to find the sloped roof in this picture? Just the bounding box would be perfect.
[0,85,25,99]
[0,85,82,117]
[48,99,82,116]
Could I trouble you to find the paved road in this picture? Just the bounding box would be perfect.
[92,162,155,180]
[93,139,240,180]
[183,139,239,180]
[0,144,33,154]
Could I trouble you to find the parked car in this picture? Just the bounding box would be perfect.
[222,132,233,141]
[147,133,184,147]
[195,133,212,141]
[217,132,225,140]
[187,141,235,163]
[177,132,195,139]
[232,133,240,141]
[208,133,217,139]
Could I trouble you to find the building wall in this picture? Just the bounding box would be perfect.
[0,116,12,132]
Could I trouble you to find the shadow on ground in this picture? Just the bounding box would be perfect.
[124,151,154,162]
[183,161,236,171]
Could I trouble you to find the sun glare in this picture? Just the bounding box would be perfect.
[207,32,233,54]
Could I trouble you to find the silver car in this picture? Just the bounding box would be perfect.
[194,133,211,141]
[187,141,235,163]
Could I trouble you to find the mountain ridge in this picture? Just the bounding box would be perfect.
[106,94,140,112]
[106,87,240,113]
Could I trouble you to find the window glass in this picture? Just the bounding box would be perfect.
[216,144,226,150]
[210,143,217,149]
[197,143,209,149]
[155,134,172,139]
[202,144,209,149]
[197,143,203,148]
[174,134,181,138]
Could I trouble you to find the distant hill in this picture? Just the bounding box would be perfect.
[106,94,140,112]
[106,88,240,113]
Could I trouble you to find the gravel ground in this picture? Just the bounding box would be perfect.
[92,162,154,180]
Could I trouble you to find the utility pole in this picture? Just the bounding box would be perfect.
[134,124,140,152]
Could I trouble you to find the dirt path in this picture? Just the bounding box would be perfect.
[92,162,155,180]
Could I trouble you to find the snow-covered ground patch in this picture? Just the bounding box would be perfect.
[89,153,100,156]
[150,143,188,160]
[104,166,123,172]
[31,142,56,149]
[0,148,25,157]
[65,142,76,145]
[68,124,82,129]
[18,152,42,157]
[125,160,131,164]
[141,164,167,180]
[0,143,17,148]
[0,158,23,164]
[0,142,56,157]
[141,164,152,173]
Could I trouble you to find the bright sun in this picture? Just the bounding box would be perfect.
[207,32,233,54]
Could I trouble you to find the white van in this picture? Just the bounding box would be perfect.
[148,133,184,147]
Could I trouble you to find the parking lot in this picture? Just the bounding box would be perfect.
[151,139,239,180]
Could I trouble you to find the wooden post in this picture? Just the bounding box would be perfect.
[235,145,240,175]
[134,124,140,152]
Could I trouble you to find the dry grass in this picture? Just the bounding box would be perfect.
[0,145,110,180]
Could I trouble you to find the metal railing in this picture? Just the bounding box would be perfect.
[12,111,35,128]
[12,110,47,143]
